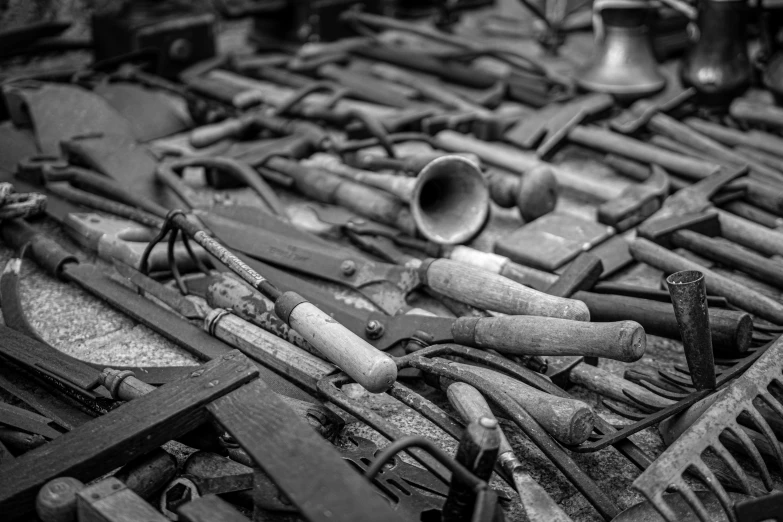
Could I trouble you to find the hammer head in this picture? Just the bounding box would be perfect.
[637,211,721,249]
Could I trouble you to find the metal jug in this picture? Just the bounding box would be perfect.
[576,0,666,101]
[681,0,751,104]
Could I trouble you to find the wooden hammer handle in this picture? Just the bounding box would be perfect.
[421,258,590,321]
[452,316,646,362]
[630,238,783,325]
[454,363,595,446]
[189,118,250,148]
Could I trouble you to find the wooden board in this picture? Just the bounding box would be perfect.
[207,379,406,522]
[0,351,257,521]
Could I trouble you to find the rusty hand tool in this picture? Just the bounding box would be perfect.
[631,238,783,325]
[730,98,783,130]
[597,165,671,232]
[641,212,783,291]
[633,335,783,522]
[441,362,595,446]
[198,209,590,321]
[326,150,558,223]
[435,130,663,228]
[35,449,177,522]
[197,265,644,363]
[684,118,783,160]
[666,270,717,390]
[446,382,572,522]
[440,418,500,522]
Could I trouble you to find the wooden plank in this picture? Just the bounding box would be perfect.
[0,402,61,439]
[0,351,257,521]
[207,379,406,522]
[178,494,251,522]
[77,477,169,522]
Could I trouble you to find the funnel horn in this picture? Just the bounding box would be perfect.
[304,154,490,245]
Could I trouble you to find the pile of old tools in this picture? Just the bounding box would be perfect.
[2,0,783,521]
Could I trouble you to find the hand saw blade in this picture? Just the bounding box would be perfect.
[199,210,416,314]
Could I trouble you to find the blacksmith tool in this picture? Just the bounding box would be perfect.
[730,99,783,131]
[196,270,645,362]
[631,238,783,325]
[446,382,572,522]
[666,271,716,390]
[36,449,177,522]
[684,118,783,160]
[633,336,783,522]
[197,210,591,321]
[640,212,783,291]
[441,418,501,522]
[177,495,246,522]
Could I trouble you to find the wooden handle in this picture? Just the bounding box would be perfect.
[730,99,783,129]
[445,383,571,522]
[574,291,752,357]
[207,309,336,394]
[422,258,590,321]
[568,125,720,180]
[189,118,247,148]
[568,363,674,409]
[630,238,783,324]
[435,130,626,201]
[453,316,646,362]
[205,273,315,353]
[717,209,783,257]
[278,298,397,392]
[453,363,595,445]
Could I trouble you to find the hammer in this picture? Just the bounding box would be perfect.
[639,211,783,290]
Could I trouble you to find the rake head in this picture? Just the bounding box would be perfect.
[633,337,783,522]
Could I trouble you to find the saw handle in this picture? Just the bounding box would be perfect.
[275,292,397,393]
[420,258,590,321]
[453,316,646,362]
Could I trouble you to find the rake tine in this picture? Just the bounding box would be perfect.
[727,423,774,490]
[676,479,715,522]
[603,400,648,421]
[659,369,697,389]
[760,391,783,421]
[637,379,691,401]
[622,389,668,412]
[691,460,737,522]
[744,406,783,473]
[654,370,692,393]
[645,491,680,522]
[711,440,753,495]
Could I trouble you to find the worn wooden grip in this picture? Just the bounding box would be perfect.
[189,119,247,148]
[446,382,513,454]
[453,316,646,362]
[422,258,590,321]
[456,364,595,445]
[569,363,674,409]
[281,300,397,392]
[717,209,783,257]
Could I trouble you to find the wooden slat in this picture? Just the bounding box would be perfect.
[0,351,257,521]
[178,494,251,522]
[207,379,406,522]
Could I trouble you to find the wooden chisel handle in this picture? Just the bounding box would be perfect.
[630,238,783,325]
[717,209,783,258]
[445,383,574,522]
[420,258,590,321]
[451,363,595,445]
[190,117,250,148]
[275,293,397,393]
[452,316,646,362]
